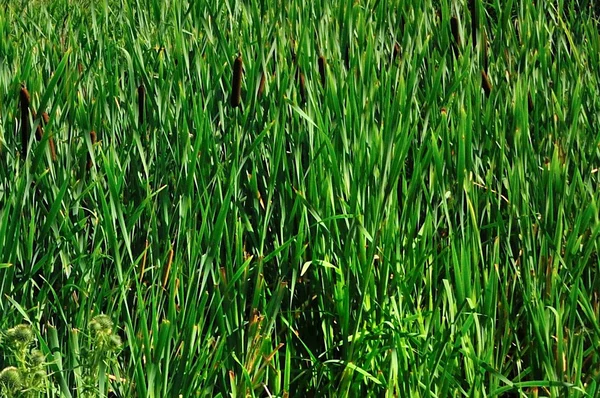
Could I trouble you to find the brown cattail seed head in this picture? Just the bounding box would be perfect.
[35,111,50,141]
[450,16,461,56]
[393,42,401,60]
[138,84,146,126]
[344,44,350,70]
[257,71,266,98]
[290,40,297,64]
[297,69,306,104]
[33,110,41,141]
[318,55,326,88]
[36,111,55,161]
[20,87,31,158]
[469,0,478,48]
[481,70,492,97]
[231,56,243,108]
[87,130,97,170]
[528,92,534,113]
[483,30,489,73]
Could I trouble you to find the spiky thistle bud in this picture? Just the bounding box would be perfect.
[5,324,33,347]
[0,367,22,390]
[29,349,46,367]
[89,314,114,335]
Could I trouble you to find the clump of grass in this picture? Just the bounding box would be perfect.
[230,56,243,108]
[19,86,31,158]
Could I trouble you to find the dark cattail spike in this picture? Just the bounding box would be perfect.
[450,16,462,56]
[257,71,266,98]
[297,69,306,104]
[528,92,534,113]
[231,56,243,108]
[290,39,297,64]
[469,0,478,48]
[34,111,55,161]
[87,130,97,170]
[344,44,350,70]
[483,30,489,73]
[34,110,42,141]
[43,112,56,161]
[393,42,401,61]
[138,84,146,126]
[318,55,327,88]
[481,70,492,97]
[20,86,31,158]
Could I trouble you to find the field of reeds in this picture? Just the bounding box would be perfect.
[1,0,600,396]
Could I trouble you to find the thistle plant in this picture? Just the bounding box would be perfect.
[75,314,122,398]
[0,324,49,397]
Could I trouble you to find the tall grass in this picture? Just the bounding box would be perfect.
[0,0,599,397]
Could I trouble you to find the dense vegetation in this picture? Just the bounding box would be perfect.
[1,0,600,396]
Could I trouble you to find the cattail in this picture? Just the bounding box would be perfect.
[87,130,97,170]
[393,42,401,61]
[290,40,297,64]
[230,56,243,108]
[528,92,534,113]
[20,86,31,158]
[297,69,306,104]
[450,16,462,56]
[42,112,56,161]
[32,110,55,160]
[481,69,492,97]
[482,30,489,73]
[33,110,42,141]
[318,55,326,88]
[344,44,350,70]
[257,71,266,98]
[469,0,478,48]
[138,84,146,126]
[77,62,84,75]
